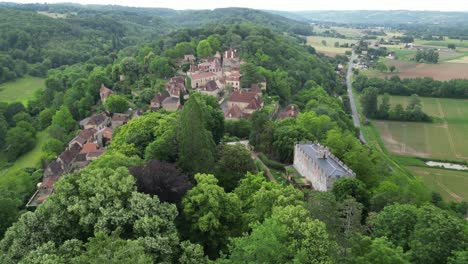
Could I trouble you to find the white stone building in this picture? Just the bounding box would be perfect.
[293,143,355,191]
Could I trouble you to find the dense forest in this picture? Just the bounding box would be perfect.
[0,3,312,84]
[0,3,467,264]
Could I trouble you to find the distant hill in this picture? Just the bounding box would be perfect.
[4,3,312,35]
[0,3,313,83]
[266,10,468,39]
[290,10,468,25]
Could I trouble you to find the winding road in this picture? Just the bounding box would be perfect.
[346,51,366,144]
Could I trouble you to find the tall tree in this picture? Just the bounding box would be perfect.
[215,144,257,191]
[129,160,192,203]
[182,173,242,258]
[349,235,409,264]
[196,40,213,58]
[224,205,337,263]
[52,105,75,133]
[177,97,216,174]
[105,95,129,113]
[360,87,379,118]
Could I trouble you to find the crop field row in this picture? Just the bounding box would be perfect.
[374,96,468,162]
[408,166,468,202]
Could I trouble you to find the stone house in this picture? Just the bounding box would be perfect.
[111,113,129,129]
[162,97,181,111]
[150,91,170,110]
[227,90,263,114]
[293,143,355,191]
[225,72,241,90]
[184,54,196,63]
[189,72,219,89]
[69,128,96,148]
[80,112,111,130]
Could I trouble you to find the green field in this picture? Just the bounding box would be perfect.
[408,166,468,202]
[307,36,357,55]
[0,76,45,104]
[0,131,48,200]
[354,90,468,201]
[415,38,468,48]
[373,96,468,162]
[314,26,364,38]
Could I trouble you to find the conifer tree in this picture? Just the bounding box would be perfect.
[177,97,216,174]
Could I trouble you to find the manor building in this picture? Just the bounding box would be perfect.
[293,143,355,191]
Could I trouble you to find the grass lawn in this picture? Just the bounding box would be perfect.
[0,131,48,201]
[407,166,468,202]
[0,76,45,104]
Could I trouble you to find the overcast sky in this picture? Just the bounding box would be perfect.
[7,0,468,11]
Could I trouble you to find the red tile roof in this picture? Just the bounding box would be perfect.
[80,143,99,154]
[102,127,113,140]
[225,104,245,119]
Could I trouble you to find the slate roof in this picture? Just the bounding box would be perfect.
[44,160,63,177]
[58,144,81,166]
[296,144,355,177]
[86,112,109,127]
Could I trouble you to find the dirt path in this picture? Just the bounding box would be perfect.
[251,152,276,182]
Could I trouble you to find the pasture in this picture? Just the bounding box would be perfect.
[0,76,45,104]
[0,131,48,201]
[374,96,468,162]
[408,166,468,202]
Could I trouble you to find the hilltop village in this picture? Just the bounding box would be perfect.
[151,48,265,119]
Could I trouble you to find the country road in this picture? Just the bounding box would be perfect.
[347,51,366,144]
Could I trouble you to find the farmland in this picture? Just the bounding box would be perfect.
[364,60,468,80]
[407,166,468,201]
[0,76,45,104]
[373,96,468,162]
